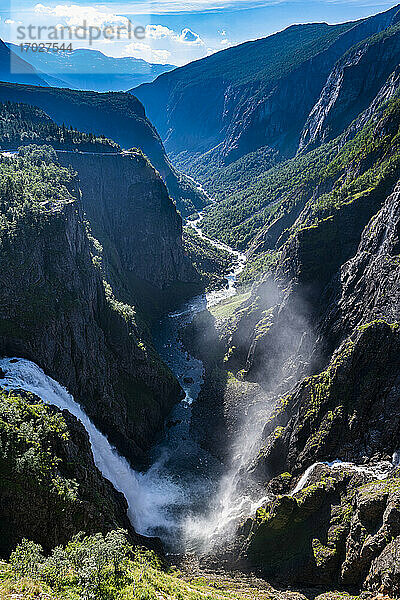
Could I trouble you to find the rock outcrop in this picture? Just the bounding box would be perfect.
[57,150,201,319]
[238,464,400,594]
[0,387,149,556]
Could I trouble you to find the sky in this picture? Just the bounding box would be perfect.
[1,0,398,66]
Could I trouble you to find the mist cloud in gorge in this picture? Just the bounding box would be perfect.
[182,276,316,553]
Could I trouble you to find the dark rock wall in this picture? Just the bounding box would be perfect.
[58,150,201,318]
[0,196,180,466]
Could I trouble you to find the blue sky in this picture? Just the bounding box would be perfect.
[1,0,398,65]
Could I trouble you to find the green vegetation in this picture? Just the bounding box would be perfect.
[201,141,337,251]
[180,145,280,204]
[0,144,76,238]
[183,225,234,290]
[0,383,132,556]
[209,290,251,322]
[0,82,206,216]
[0,387,77,502]
[0,101,119,152]
[0,531,278,600]
[202,96,400,282]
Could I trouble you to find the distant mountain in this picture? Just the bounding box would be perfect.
[7,44,176,92]
[0,39,48,86]
[132,4,400,200]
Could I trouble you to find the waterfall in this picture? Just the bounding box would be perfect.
[291,459,393,495]
[0,357,183,537]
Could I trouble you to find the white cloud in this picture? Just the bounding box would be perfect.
[176,28,204,44]
[146,23,204,45]
[220,38,230,46]
[124,41,171,63]
[4,18,23,25]
[44,0,389,15]
[34,4,131,30]
[145,24,175,39]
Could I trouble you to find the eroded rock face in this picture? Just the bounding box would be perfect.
[238,465,400,593]
[299,25,400,153]
[58,150,201,319]
[0,194,180,465]
[253,322,400,483]
[322,182,400,344]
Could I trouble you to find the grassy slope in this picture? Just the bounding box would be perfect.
[0,550,369,600]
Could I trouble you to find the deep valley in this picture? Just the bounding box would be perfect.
[1,5,400,599]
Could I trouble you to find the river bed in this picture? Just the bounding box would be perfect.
[147,215,247,550]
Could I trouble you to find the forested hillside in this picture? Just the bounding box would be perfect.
[0,100,119,151]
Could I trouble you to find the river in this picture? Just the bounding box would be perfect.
[147,215,248,551]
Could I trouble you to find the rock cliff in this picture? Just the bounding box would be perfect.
[0,150,186,465]
[57,150,201,319]
[0,80,205,215]
[0,387,150,556]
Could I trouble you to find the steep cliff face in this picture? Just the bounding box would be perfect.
[0,387,141,556]
[57,150,201,319]
[218,179,400,589]
[134,4,400,202]
[134,20,356,161]
[299,21,400,152]
[0,152,183,465]
[218,9,400,166]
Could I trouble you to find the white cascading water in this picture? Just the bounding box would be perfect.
[0,357,183,537]
[291,459,395,496]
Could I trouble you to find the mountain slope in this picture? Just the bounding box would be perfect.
[299,20,400,152]
[0,90,202,462]
[7,44,176,92]
[133,4,400,202]
[201,24,400,257]
[0,39,48,87]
